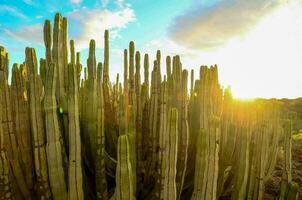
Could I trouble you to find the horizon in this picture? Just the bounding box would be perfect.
[0,0,302,99]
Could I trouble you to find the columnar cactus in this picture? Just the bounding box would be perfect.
[176,70,189,199]
[52,13,66,105]
[156,79,167,198]
[44,62,68,199]
[231,104,252,200]
[26,47,52,199]
[191,65,222,200]
[162,108,179,200]
[43,20,52,71]
[95,63,109,200]
[115,134,135,200]
[103,30,110,85]
[279,119,298,199]
[0,48,13,200]
[67,62,84,200]
[0,13,296,200]
[11,64,34,191]
[0,109,13,200]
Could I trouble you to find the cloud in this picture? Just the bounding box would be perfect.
[147,1,302,98]
[169,0,283,50]
[70,0,82,4]
[68,3,136,50]
[0,5,27,19]
[2,24,43,45]
[101,0,109,7]
[23,0,34,5]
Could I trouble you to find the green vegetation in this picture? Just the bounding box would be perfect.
[0,13,299,200]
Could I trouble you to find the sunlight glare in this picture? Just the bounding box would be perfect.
[217,1,302,99]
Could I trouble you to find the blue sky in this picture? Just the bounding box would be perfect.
[0,0,195,64]
[0,0,302,98]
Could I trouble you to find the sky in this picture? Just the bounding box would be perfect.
[0,0,302,98]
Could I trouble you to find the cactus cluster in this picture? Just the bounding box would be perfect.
[0,13,298,200]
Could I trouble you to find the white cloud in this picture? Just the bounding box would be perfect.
[101,0,109,7]
[68,4,136,50]
[3,24,43,44]
[169,0,284,49]
[145,2,302,98]
[115,0,125,8]
[70,0,82,4]
[0,5,27,19]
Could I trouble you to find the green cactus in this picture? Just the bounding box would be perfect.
[26,47,52,199]
[103,30,110,85]
[0,56,13,200]
[115,134,135,200]
[67,62,84,200]
[162,108,179,200]
[0,50,32,200]
[0,13,296,200]
[231,106,252,200]
[176,70,189,199]
[155,79,167,200]
[11,64,34,191]
[95,62,109,200]
[44,61,68,199]
[43,19,52,70]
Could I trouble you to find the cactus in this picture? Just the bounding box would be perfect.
[103,30,110,85]
[176,70,189,199]
[279,119,298,200]
[52,13,66,106]
[162,108,179,200]
[0,13,296,200]
[11,64,34,191]
[67,62,84,200]
[44,19,52,73]
[231,104,252,199]
[95,62,109,200]
[44,61,68,199]
[0,49,32,199]
[155,79,168,199]
[26,47,52,199]
[0,63,13,200]
[115,134,135,200]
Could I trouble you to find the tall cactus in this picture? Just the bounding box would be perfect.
[176,70,189,199]
[0,48,32,199]
[44,62,68,199]
[162,108,179,200]
[11,64,34,191]
[231,105,252,200]
[191,66,222,200]
[67,63,84,200]
[279,119,298,199]
[0,48,13,200]
[52,13,66,106]
[103,30,110,85]
[43,20,52,72]
[0,13,296,200]
[26,47,52,199]
[95,63,109,200]
[115,134,135,200]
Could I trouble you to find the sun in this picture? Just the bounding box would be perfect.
[217,1,302,99]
